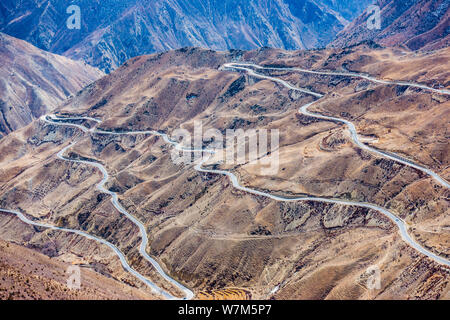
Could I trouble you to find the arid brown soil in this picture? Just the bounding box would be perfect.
[0,239,158,300]
[0,45,448,299]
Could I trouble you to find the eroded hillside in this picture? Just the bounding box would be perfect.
[0,46,448,299]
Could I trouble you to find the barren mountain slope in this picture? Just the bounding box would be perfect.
[0,46,448,299]
[0,238,158,300]
[236,45,450,258]
[0,32,104,138]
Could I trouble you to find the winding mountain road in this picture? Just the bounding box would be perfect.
[55,142,194,300]
[46,111,450,269]
[223,63,450,95]
[1,115,194,300]
[223,62,450,189]
[195,161,450,266]
[1,62,449,301]
[0,208,174,298]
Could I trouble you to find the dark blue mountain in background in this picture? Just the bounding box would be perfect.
[331,0,450,51]
[0,0,373,72]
